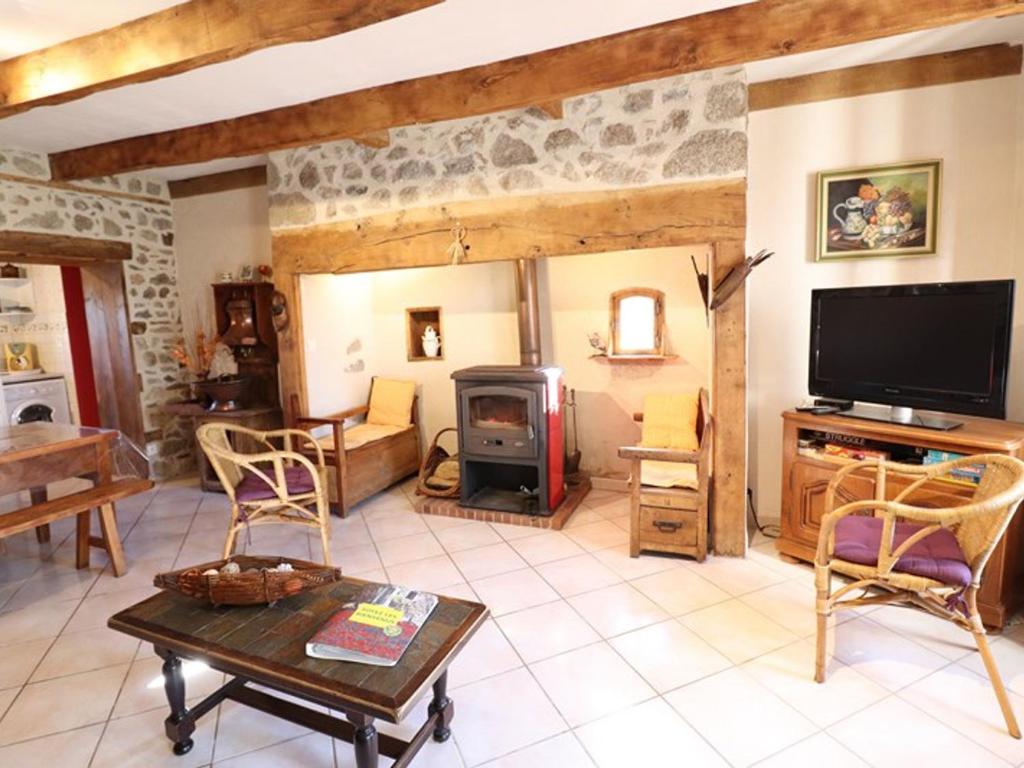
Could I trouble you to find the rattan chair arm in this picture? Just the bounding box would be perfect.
[259,428,325,466]
[202,443,323,499]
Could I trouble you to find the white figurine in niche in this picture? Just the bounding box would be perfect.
[421,325,441,358]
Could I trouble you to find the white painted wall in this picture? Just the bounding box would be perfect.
[368,261,520,443]
[747,75,1024,522]
[299,261,519,442]
[298,248,710,476]
[301,271,381,418]
[172,185,272,334]
[541,247,710,475]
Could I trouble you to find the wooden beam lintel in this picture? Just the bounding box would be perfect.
[168,165,268,199]
[749,42,1023,111]
[0,230,132,265]
[271,180,747,276]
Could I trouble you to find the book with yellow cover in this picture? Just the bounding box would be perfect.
[305,585,438,666]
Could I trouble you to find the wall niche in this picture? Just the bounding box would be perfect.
[405,306,443,361]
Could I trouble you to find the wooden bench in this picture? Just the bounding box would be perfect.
[0,478,153,576]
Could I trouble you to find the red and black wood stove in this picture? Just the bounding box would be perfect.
[452,365,566,516]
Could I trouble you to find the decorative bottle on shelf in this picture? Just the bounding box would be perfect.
[421,325,441,358]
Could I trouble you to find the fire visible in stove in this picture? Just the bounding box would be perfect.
[469,394,529,430]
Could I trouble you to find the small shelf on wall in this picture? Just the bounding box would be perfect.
[406,306,443,362]
[589,353,678,365]
[0,270,35,321]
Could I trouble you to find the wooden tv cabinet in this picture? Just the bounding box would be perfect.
[777,409,1024,629]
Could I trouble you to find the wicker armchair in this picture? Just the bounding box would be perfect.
[196,423,332,565]
[815,454,1024,737]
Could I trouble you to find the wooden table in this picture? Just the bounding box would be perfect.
[162,402,282,492]
[109,578,489,767]
[0,422,152,574]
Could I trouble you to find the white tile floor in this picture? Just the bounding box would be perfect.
[1,478,1024,766]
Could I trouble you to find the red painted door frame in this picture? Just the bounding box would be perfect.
[60,266,101,427]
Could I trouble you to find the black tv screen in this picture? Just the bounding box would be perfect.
[809,280,1014,418]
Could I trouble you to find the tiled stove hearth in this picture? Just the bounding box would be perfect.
[452,365,566,516]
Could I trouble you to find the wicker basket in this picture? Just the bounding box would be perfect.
[416,427,461,498]
[154,555,342,606]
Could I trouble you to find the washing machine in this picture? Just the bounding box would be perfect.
[2,373,71,425]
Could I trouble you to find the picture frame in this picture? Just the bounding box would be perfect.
[816,159,941,261]
[238,264,256,282]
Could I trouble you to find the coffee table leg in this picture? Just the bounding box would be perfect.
[156,647,195,756]
[347,712,379,768]
[429,670,454,743]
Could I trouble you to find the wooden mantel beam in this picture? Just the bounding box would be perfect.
[271,180,746,275]
[0,0,442,119]
[49,0,1024,180]
[0,230,131,266]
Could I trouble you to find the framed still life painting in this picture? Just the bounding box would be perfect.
[816,160,941,261]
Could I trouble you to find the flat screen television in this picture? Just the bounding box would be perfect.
[809,280,1014,424]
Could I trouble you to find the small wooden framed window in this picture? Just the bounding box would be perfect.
[609,288,665,356]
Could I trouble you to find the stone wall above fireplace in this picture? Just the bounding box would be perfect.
[266,66,747,230]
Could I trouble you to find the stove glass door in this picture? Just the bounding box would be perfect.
[469,393,530,432]
[460,386,538,459]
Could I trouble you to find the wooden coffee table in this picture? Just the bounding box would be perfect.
[109,577,488,767]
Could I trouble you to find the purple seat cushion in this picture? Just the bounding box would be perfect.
[833,515,972,587]
[235,466,316,502]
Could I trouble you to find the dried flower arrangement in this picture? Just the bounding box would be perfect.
[170,330,218,379]
[170,330,238,381]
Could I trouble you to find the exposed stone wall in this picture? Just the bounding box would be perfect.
[268,66,747,228]
[75,173,169,200]
[0,150,191,478]
[0,146,169,200]
[0,148,50,181]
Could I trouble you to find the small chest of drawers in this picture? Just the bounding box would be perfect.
[632,486,706,561]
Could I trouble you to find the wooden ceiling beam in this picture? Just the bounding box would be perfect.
[0,231,131,266]
[0,0,442,119]
[168,165,267,199]
[534,100,564,120]
[48,0,1024,180]
[749,43,1023,111]
[352,131,392,149]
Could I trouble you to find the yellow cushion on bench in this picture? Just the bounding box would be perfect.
[316,423,410,451]
[367,378,416,427]
[640,460,699,489]
[640,392,700,452]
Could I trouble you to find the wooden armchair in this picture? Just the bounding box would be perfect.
[815,454,1024,737]
[293,377,422,517]
[196,423,331,564]
[618,389,711,561]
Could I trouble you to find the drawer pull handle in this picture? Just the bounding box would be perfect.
[654,520,682,533]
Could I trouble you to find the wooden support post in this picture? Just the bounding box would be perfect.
[710,240,747,556]
[275,269,308,425]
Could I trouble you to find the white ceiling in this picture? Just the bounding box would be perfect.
[0,1,1021,181]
